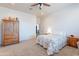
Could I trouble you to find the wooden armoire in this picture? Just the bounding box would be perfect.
[2,17,19,46]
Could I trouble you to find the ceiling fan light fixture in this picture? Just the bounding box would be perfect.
[31,3,50,10]
[41,12,44,15]
[39,5,42,10]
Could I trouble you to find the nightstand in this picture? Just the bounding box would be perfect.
[67,37,79,48]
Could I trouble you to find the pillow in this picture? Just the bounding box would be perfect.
[52,32,67,37]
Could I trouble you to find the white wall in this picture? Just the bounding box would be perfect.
[40,4,79,36]
[0,7,36,44]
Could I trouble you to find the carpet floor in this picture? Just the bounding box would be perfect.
[0,39,78,56]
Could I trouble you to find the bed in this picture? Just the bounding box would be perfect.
[36,34,67,55]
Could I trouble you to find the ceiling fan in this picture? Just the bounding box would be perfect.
[31,3,50,10]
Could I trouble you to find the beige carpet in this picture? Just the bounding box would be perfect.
[0,38,78,56]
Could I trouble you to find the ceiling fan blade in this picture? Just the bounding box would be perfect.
[43,3,50,6]
[31,3,39,6]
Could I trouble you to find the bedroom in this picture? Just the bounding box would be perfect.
[0,3,78,56]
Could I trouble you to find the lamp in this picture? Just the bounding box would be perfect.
[46,27,52,34]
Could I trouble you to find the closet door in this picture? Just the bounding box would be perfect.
[13,21,19,43]
[2,20,13,45]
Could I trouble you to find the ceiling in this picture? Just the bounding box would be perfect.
[0,3,72,16]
